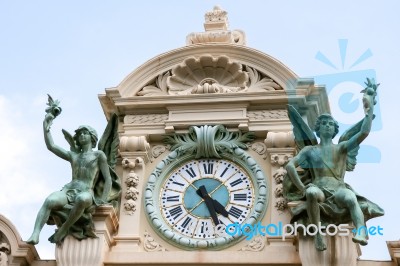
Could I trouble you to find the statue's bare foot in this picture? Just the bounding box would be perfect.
[49,227,68,245]
[26,233,39,245]
[352,235,368,246]
[315,234,327,251]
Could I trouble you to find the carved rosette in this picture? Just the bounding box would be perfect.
[265,132,295,212]
[136,55,282,96]
[122,158,142,215]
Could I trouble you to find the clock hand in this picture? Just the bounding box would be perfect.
[196,185,219,225]
[212,199,229,217]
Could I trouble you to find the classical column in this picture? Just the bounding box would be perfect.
[111,136,150,254]
[265,131,295,225]
[265,131,296,249]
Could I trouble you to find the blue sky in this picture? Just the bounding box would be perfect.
[0,0,399,261]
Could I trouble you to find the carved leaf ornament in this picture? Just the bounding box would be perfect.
[164,125,254,158]
[137,55,282,96]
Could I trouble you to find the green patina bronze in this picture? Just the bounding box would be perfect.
[27,95,121,245]
[164,124,255,158]
[145,125,268,249]
[284,78,384,251]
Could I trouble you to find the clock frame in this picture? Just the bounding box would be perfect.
[144,125,268,250]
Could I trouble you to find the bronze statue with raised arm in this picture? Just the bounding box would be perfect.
[284,78,384,251]
[27,95,121,245]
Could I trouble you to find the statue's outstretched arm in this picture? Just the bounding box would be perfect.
[340,81,377,153]
[43,113,71,161]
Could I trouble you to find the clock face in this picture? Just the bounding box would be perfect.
[160,159,254,240]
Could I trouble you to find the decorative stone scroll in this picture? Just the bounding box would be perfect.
[137,55,282,96]
[143,231,166,252]
[240,236,266,252]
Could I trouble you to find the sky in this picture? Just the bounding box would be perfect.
[0,0,399,261]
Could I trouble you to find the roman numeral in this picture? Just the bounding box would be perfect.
[181,217,192,229]
[166,195,180,202]
[229,178,243,187]
[203,163,214,175]
[168,206,183,219]
[233,193,247,201]
[185,167,196,178]
[172,181,185,186]
[200,221,210,234]
[220,167,229,177]
[228,206,243,219]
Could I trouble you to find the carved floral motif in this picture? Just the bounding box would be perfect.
[275,198,288,212]
[240,236,266,252]
[144,231,166,252]
[122,158,141,215]
[268,153,292,212]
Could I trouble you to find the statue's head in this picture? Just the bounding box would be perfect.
[314,114,339,138]
[73,125,98,148]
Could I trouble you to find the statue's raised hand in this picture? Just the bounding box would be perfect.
[361,78,379,116]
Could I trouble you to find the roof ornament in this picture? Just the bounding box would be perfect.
[186,6,246,45]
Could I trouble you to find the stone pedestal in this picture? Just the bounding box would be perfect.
[55,206,118,266]
[298,233,360,266]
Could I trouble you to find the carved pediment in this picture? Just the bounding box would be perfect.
[137,55,282,96]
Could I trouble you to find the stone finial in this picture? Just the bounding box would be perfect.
[204,6,229,31]
[186,6,246,45]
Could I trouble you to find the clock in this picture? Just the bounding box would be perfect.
[144,125,268,249]
[160,158,254,240]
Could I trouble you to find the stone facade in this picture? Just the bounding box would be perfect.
[0,6,396,266]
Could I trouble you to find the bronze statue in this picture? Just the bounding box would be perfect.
[284,78,384,251]
[27,95,121,245]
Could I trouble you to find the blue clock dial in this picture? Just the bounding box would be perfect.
[160,159,254,240]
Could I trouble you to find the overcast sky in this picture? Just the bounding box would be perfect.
[0,0,399,261]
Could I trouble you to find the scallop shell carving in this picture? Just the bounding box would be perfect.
[166,55,249,95]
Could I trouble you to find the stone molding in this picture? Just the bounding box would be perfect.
[0,215,38,266]
[247,109,288,121]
